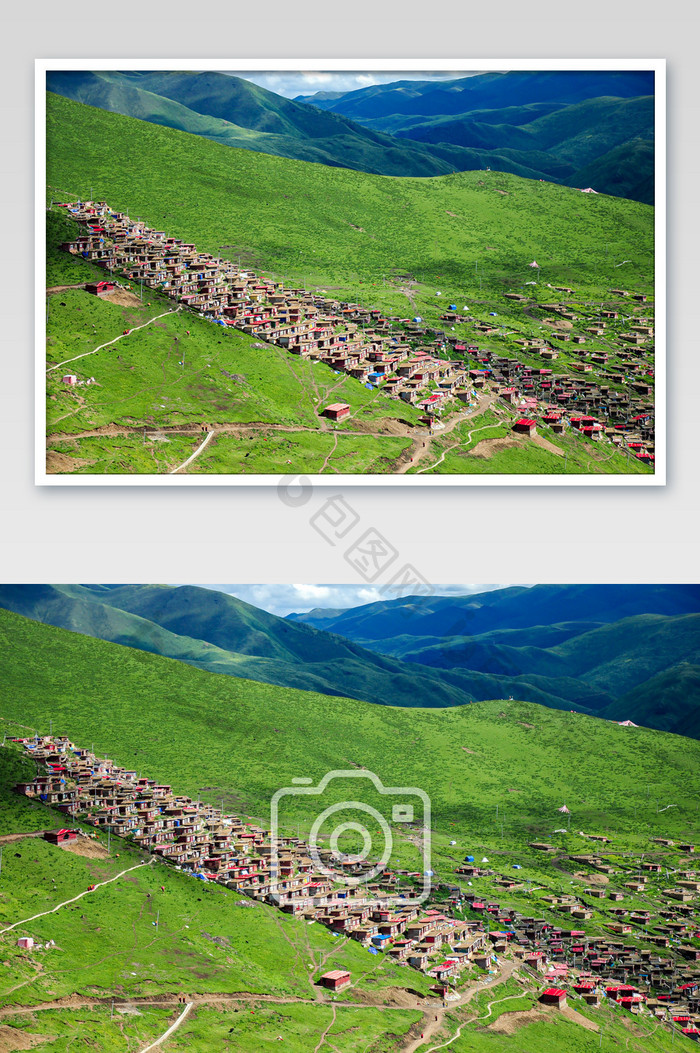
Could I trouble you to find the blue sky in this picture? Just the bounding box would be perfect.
[198,584,511,617]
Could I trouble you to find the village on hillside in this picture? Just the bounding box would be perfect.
[51,201,656,469]
[9,733,700,1040]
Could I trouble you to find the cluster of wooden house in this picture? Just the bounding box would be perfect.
[54,202,655,462]
[11,734,697,1034]
[461,344,655,461]
[448,850,700,1037]
[56,201,471,416]
[12,734,490,982]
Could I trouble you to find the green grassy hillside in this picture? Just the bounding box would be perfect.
[46,70,464,178]
[393,96,655,203]
[47,92,653,301]
[0,752,425,1052]
[0,584,484,709]
[296,71,653,121]
[3,586,697,733]
[604,662,700,738]
[375,614,700,694]
[287,588,700,735]
[1,609,696,1052]
[289,586,699,640]
[44,92,655,476]
[1,607,698,844]
[46,71,654,202]
[572,138,655,205]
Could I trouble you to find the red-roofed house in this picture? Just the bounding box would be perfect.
[320,970,351,991]
[540,988,567,1008]
[322,403,351,422]
[85,281,116,298]
[513,418,537,436]
[44,828,78,846]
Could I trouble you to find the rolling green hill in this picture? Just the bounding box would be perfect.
[1,586,698,735]
[603,662,700,738]
[46,70,463,178]
[288,586,700,639]
[295,71,654,122]
[47,91,653,297]
[44,92,655,477]
[0,584,485,709]
[46,70,655,201]
[295,71,655,203]
[287,586,700,735]
[388,96,655,204]
[1,605,698,843]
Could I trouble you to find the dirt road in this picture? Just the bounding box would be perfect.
[138,1002,193,1052]
[168,430,215,474]
[0,860,154,936]
[399,392,499,474]
[46,307,181,374]
[401,958,518,1052]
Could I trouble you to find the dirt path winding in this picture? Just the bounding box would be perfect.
[314,1005,337,1052]
[0,860,154,935]
[319,434,339,474]
[401,959,517,1052]
[138,1002,193,1052]
[168,430,215,474]
[46,307,182,374]
[399,392,499,475]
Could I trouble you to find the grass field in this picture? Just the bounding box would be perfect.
[47,93,653,306]
[1,609,697,870]
[44,92,655,476]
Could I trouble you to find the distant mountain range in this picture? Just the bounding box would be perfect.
[0,584,697,737]
[289,585,700,737]
[46,69,655,203]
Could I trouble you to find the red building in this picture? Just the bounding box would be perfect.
[513,418,537,436]
[540,988,567,1008]
[320,970,351,991]
[323,403,351,422]
[44,828,78,845]
[85,281,116,298]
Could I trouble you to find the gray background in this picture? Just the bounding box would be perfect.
[3,0,697,586]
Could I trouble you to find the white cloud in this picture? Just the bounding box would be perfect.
[225,70,483,100]
[196,584,514,618]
